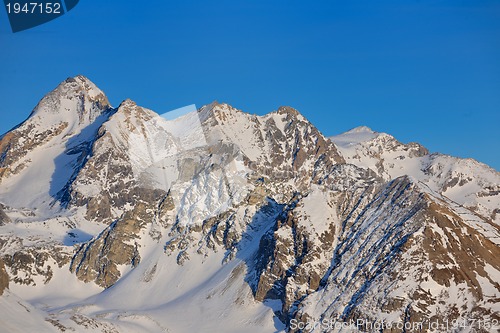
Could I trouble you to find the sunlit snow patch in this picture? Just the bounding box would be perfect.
[127,104,250,227]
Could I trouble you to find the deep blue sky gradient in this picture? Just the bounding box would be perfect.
[1,0,499,169]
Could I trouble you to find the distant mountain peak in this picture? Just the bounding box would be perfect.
[345,125,375,134]
[330,125,380,147]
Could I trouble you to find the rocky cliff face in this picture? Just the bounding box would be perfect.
[0,258,8,296]
[293,179,500,331]
[0,77,498,333]
[0,205,10,226]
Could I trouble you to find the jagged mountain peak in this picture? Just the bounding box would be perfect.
[275,105,300,117]
[197,101,245,124]
[208,101,240,115]
[37,75,109,108]
[0,77,114,209]
[331,125,499,224]
[332,126,427,155]
[116,98,166,121]
[111,98,146,121]
[26,75,111,129]
[199,102,307,125]
[69,75,108,101]
[117,98,137,108]
[192,101,345,168]
[99,99,158,141]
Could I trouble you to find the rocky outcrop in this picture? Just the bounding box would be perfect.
[0,122,68,182]
[70,217,142,288]
[0,243,70,287]
[0,205,10,225]
[200,103,345,189]
[0,257,8,295]
[70,192,168,288]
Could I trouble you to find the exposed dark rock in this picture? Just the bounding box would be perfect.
[70,194,166,288]
[0,205,10,225]
[1,246,69,287]
[0,257,8,295]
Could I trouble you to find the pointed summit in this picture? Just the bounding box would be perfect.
[0,76,114,197]
[71,75,110,103]
[276,105,300,117]
[117,98,138,109]
[330,126,380,147]
[28,75,111,127]
[345,125,375,134]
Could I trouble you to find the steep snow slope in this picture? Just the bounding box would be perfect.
[0,75,112,213]
[0,291,60,333]
[294,177,500,332]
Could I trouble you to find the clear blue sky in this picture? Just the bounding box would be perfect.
[1,0,499,170]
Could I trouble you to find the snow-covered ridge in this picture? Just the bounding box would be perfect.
[330,127,500,225]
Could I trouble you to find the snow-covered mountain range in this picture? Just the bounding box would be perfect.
[0,76,499,332]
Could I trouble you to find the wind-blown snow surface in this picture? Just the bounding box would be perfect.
[0,77,499,333]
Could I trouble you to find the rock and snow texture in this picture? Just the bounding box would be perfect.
[0,75,112,212]
[330,126,500,226]
[0,76,499,333]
